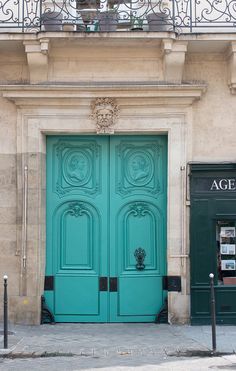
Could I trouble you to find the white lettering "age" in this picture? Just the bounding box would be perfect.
[210,179,236,191]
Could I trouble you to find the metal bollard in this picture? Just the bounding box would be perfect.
[3,275,8,349]
[209,273,216,353]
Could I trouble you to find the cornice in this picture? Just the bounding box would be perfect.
[0,83,207,106]
[1,32,236,42]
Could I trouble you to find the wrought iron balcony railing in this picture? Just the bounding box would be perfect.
[0,0,236,33]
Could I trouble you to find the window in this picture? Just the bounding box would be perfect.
[216,220,236,285]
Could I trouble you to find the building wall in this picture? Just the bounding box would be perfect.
[0,46,28,321]
[48,41,163,82]
[0,37,235,324]
[0,97,17,321]
[184,53,236,161]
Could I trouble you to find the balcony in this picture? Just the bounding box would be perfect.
[0,0,236,33]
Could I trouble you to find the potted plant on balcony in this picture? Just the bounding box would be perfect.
[62,19,76,32]
[41,10,63,31]
[76,0,100,31]
[98,0,119,32]
[41,1,64,31]
[79,9,98,31]
[146,1,173,31]
[130,15,143,31]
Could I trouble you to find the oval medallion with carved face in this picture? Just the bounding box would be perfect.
[63,150,91,186]
[125,151,153,186]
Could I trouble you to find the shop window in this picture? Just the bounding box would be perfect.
[216,220,236,285]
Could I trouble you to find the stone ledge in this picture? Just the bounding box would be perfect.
[1,83,207,106]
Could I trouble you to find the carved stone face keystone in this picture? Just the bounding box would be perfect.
[91,98,119,134]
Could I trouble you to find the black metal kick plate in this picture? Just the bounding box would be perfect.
[44,276,54,291]
[99,277,108,291]
[109,277,118,292]
[163,276,181,292]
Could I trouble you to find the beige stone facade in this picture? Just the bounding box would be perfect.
[0,31,235,324]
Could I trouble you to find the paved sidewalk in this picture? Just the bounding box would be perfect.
[0,324,236,370]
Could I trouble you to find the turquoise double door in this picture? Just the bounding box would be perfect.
[45,135,167,322]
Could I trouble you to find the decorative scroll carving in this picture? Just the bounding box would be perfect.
[155,298,168,323]
[91,98,119,134]
[68,202,86,217]
[129,202,149,217]
[41,296,55,324]
[1,0,236,34]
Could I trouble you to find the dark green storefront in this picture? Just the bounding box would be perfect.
[190,164,236,325]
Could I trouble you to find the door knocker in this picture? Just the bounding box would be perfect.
[134,247,146,270]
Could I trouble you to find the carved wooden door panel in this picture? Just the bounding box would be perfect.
[45,135,167,322]
[109,136,167,322]
[45,136,109,322]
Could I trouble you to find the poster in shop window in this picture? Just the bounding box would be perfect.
[221,260,236,270]
[220,244,236,255]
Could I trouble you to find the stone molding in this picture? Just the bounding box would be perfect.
[227,41,236,94]
[1,82,205,324]
[1,83,207,106]
[16,115,189,324]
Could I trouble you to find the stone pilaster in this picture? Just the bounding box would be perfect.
[227,42,236,94]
